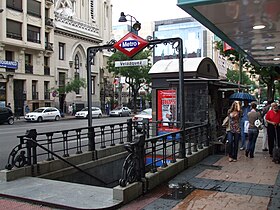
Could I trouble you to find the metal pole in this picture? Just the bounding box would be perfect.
[178,38,186,158]
[87,48,93,127]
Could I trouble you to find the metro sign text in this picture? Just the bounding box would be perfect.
[114,32,148,57]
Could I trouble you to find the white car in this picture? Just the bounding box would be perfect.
[132,108,152,131]
[24,107,61,122]
[109,106,131,117]
[75,107,102,119]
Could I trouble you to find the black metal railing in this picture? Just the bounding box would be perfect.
[6,120,133,170]
[45,42,53,51]
[6,119,210,187]
[25,64,33,74]
[7,32,22,40]
[32,92,38,100]
[44,91,50,100]
[45,17,54,28]
[44,66,50,75]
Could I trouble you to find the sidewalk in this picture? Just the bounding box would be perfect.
[0,130,279,210]
[121,130,280,210]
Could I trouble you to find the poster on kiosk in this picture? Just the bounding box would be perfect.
[157,89,179,137]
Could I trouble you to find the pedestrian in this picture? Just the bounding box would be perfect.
[68,104,73,115]
[25,105,30,114]
[72,103,76,116]
[227,101,241,162]
[240,100,251,150]
[261,100,273,151]
[246,102,262,158]
[6,103,11,109]
[265,102,280,157]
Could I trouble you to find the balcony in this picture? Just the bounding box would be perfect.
[45,0,54,7]
[25,64,33,74]
[45,42,54,56]
[32,92,38,100]
[44,66,50,75]
[7,32,22,40]
[44,91,50,100]
[45,17,54,29]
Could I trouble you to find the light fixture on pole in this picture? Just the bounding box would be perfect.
[118,12,141,33]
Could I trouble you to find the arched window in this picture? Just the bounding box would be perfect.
[74,54,80,94]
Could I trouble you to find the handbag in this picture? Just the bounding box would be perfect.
[254,119,263,130]
[244,121,249,133]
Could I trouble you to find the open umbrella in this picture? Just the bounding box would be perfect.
[229,92,256,102]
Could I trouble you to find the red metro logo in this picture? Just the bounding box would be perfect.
[114,32,148,57]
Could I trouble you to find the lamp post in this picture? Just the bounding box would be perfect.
[118,12,141,34]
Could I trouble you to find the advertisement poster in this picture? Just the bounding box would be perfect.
[157,89,179,136]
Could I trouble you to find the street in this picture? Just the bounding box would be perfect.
[0,116,131,170]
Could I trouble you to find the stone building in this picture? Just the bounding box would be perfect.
[0,0,112,115]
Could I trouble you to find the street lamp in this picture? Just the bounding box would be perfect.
[118,12,141,33]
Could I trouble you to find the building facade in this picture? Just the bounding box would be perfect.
[0,0,112,115]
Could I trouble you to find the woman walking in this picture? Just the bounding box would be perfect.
[227,101,241,162]
[246,102,261,158]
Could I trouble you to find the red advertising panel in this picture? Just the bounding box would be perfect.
[157,89,179,136]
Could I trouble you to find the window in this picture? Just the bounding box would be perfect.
[74,54,80,94]
[27,0,41,17]
[90,0,95,20]
[59,72,66,90]
[25,54,33,74]
[59,43,65,60]
[32,80,38,100]
[7,0,23,12]
[44,81,50,99]
[44,57,50,75]
[6,19,22,40]
[91,76,95,95]
[5,51,15,72]
[27,25,41,43]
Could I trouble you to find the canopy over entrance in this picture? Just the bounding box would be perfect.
[177,0,280,67]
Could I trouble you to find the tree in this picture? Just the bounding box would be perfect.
[52,78,86,112]
[107,50,152,113]
[215,41,280,101]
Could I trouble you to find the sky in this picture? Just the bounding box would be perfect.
[111,0,188,25]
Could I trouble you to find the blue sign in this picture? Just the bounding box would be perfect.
[0,60,18,69]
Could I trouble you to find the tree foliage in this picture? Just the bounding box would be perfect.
[215,40,280,101]
[107,50,152,113]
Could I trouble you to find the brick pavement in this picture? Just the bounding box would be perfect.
[121,131,280,210]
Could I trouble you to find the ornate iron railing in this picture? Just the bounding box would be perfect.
[6,120,134,170]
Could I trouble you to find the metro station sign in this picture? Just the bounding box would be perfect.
[114,32,148,57]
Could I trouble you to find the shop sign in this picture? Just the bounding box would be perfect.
[0,60,18,69]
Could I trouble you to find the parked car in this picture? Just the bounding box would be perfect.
[109,106,131,117]
[75,107,102,119]
[0,107,14,125]
[24,107,61,122]
[132,108,152,131]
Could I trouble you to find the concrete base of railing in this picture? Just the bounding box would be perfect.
[113,145,213,204]
[0,144,126,182]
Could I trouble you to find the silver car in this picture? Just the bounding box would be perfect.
[109,107,131,117]
[75,107,102,119]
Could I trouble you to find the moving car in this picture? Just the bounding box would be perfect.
[24,107,61,122]
[109,106,131,117]
[75,107,102,119]
[0,107,14,125]
[132,108,152,131]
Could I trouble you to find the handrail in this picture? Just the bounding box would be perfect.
[27,138,107,185]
